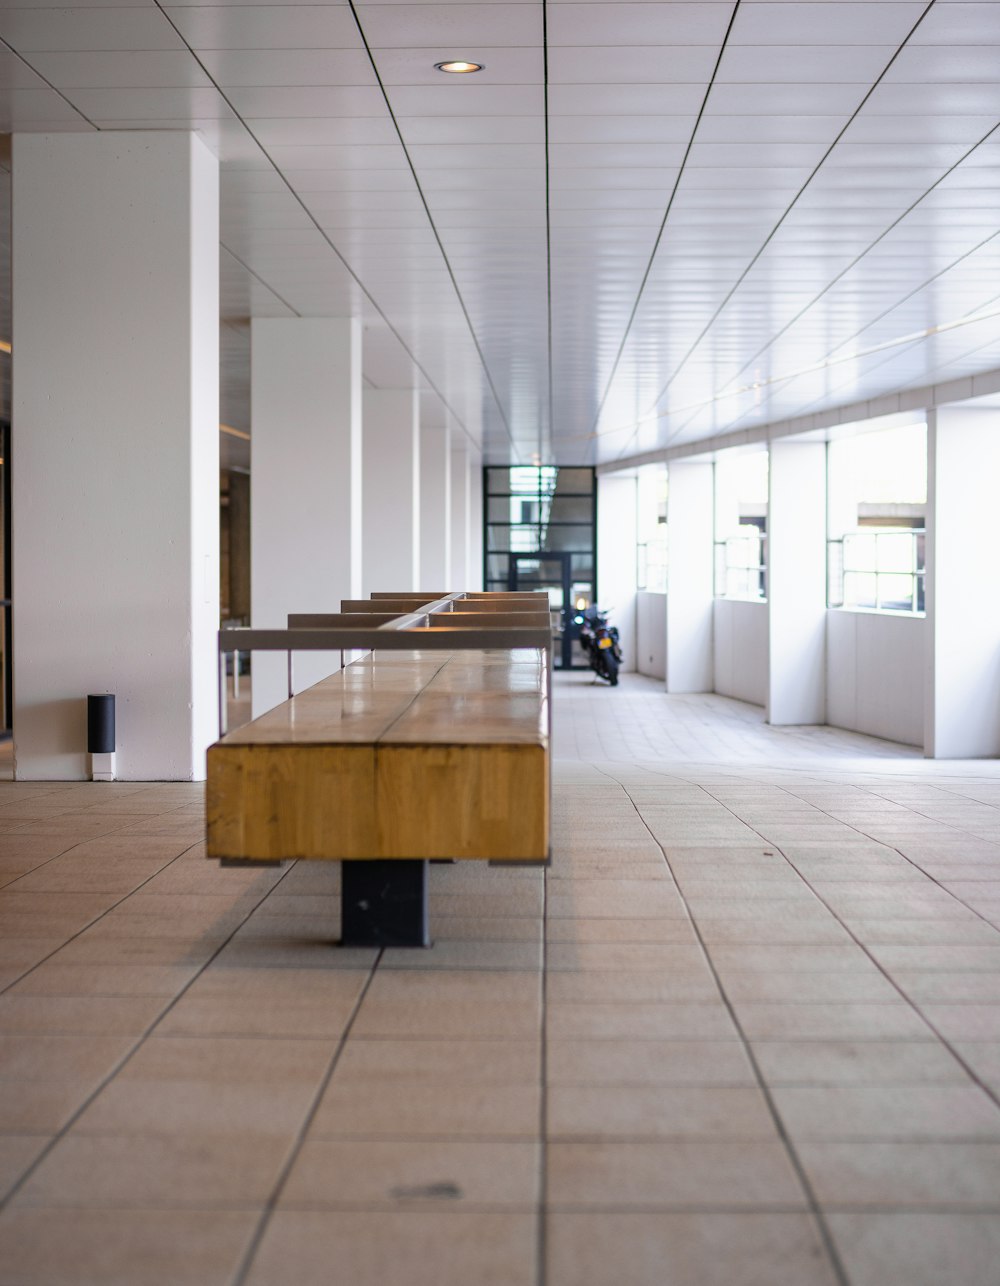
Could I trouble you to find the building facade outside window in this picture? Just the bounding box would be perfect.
[827,422,926,614]
[714,450,768,601]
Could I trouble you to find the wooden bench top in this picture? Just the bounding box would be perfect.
[207,647,550,863]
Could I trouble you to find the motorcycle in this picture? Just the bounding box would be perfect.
[576,606,622,686]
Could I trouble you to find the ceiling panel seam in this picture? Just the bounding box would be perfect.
[657,219,1000,446]
[0,35,98,130]
[585,0,744,443]
[346,0,520,459]
[222,243,302,320]
[146,0,483,457]
[615,0,942,457]
[675,120,1000,431]
[543,0,553,465]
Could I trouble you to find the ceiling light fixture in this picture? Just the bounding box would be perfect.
[435,60,484,74]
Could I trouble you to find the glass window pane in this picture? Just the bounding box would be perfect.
[554,468,593,493]
[544,525,593,552]
[845,571,878,609]
[486,554,509,582]
[549,496,593,523]
[878,574,914,611]
[486,468,511,494]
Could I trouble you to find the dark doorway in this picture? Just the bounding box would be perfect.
[510,551,590,670]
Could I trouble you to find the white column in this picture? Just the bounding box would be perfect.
[419,424,451,591]
[251,317,361,717]
[12,132,219,781]
[450,443,470,589]
[665,461,714,692]
[767,440,827,725]
[925,405,1000,758]
[597,474,638,671]
[362,387,419,595]
[467,450,484,591]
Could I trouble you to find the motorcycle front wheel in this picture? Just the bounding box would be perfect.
[603,653,619,686]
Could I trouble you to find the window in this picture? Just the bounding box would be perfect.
[714,451,768,601]
[636,466,668,593]
[827,423,926,614]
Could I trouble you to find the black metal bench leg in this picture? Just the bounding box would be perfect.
[341,860,430,948]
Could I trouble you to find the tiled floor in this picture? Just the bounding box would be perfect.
[2,674,1000,1284]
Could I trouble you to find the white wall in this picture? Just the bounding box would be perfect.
[597,475,638,671]
[12,132,219,781]
[714,599,768,706]
[419,425,450,591]
[362,387,419,595]
[827,610,924,747]
[636,591,667,680]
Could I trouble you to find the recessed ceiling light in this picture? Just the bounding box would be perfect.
[435,60,484,74]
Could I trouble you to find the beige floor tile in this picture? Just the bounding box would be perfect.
[0,1032,136,1081]
[547,1139,804,1208]
[353,999,538,1041]
[952,1041,1000,1088]
[918,1003,1000,1041]
[81,911,244,941]
[828,1212,1000,1286]
[708,944,873,973]
[0,1208,256,1286]
[0,1081,93,1133]
[547,943,706,971]
[734,1002,933,1041]
[213,938,378,969]
[0,1135,51,1201]
[0,937,64,968]
[545,917,697,945]
[799,1140,1000,1208]
[545,969,716,1003]
[546,1212,837,1286]
[50,935,221,967]
[183,965,366,1004]
[74,1077,320,1138]
[547,1085,775,1140]
[752,1039,970,1086]
[245,1210,536,1286]
[8,963,198,997]
[311,1081,541,1139]
[0,995,167,1036]
[722,971,899,1003]
[335,1038,540,1085]
[546,1002,736,1041]
[280,1138,540,1209]
[696,919,854,945]
[547,1039,754,1087]
[118,1035,335,1084]
[430,915,542,942]
[13,1131,290,1208]
[773,1085,1000,1140]
[381,940,542,970]
[154,995,354,1039]
[11,859,171,894]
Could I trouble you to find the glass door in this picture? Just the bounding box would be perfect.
[510,552,593,670]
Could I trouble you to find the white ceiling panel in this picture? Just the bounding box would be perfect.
[164,5,360,49]
[0,0,996,460]
[0,7,182,51]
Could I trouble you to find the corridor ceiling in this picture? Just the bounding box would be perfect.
[1,0,999,465]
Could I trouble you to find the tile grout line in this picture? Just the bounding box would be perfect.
[0,856,300,1213]
[229,946,385,1286]
[603,768,853,1286]
[718,789,1000,1118]
[538,858,549,1286]
[0,836,222,997]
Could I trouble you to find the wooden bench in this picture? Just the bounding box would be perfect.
[206,593,551,946]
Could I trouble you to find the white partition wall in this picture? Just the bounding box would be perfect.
[419,424,451,590]
[597,474,637,671]
[665,461,714,692]
[362,387,419,595]
[467,452,484,591]
[450,444,470,589]
[768,441,827,725]
[12,132,219,780]
[925,405,1000,758]
[251,317,361,717]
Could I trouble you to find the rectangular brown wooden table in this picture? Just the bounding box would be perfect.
[206,646,549,946]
